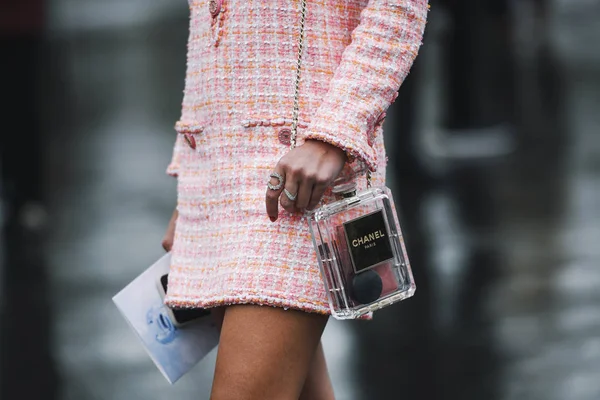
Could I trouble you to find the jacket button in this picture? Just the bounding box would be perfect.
[183,133,196,150]
[278,128,292,146]
[209,0,222,17]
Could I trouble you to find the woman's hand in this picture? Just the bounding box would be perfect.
[265,139,347,221]
[162,208,178,252]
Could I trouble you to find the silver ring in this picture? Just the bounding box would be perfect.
[267,172,284,190]
[284,188,297,201]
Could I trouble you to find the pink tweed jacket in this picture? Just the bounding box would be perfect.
[164,0,429,314]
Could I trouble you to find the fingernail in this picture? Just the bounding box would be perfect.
[270,216,276,222]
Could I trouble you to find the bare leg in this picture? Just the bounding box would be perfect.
[209,306,334,399]
[210,305,328,400]
[298,341,335,400]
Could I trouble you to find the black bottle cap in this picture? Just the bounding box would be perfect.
[351,269,383,305]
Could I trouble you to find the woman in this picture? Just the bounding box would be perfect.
[162,0,428,398]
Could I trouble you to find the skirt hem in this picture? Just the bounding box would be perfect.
[164,292,331,316]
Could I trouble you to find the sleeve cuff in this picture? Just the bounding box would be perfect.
[302,114,379,174]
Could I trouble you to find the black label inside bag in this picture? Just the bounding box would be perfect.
[343,210,394,273]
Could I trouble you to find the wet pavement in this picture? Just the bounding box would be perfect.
[1,1,599,399]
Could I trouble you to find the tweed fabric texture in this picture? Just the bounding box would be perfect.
[165,0,429,314]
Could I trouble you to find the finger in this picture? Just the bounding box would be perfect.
[265,168,285,221]
[162,208,179,252]
[307,180,328,211]
[294,178,314,211]
[280,176,300,214]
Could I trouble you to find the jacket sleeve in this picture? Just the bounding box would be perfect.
[302,0,429,173]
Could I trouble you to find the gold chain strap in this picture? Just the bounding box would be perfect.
[290,0,307,150]
[290,0,372,188]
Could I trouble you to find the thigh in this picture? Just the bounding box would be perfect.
[211,305,328,400]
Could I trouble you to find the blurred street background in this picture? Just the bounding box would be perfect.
[1,0,599,399]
